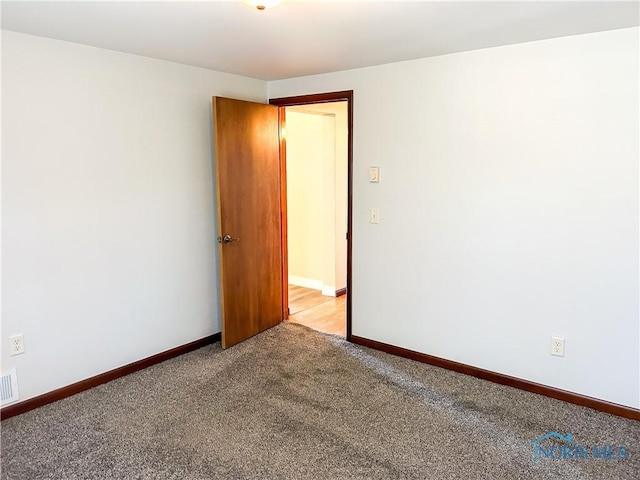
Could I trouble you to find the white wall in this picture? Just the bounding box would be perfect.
[286,104,348,295]
[320,113,337,294]
[1,31,266,402]
[286,111,327,287]
[332,102,348,293]
[297,102,349,294]
[269,27,640,408]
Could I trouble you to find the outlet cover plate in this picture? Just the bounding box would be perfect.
[9,334,25,356]
[550,336,565,357]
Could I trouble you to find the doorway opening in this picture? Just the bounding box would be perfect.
[270,92,353,340]
[284,102,347,337]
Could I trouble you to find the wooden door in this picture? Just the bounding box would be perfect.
[212,97,283,348]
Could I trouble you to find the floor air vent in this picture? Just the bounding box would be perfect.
[1,368,19,406]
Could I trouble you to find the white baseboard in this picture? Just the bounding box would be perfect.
[321,286,337,297]
[288,275,323,291]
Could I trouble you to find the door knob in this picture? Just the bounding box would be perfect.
[217,234,240,244]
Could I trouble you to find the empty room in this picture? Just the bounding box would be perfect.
[1,1,639,479]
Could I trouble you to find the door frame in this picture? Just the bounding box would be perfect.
[269,91,354,341]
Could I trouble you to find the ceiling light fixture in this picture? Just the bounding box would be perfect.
[243,0,284,10]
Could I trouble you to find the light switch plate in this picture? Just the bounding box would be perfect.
[370,208,380,224]
[369,167,380,183]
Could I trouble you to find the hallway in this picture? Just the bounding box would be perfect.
[287,285,346,337]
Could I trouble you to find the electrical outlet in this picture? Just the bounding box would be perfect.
[550,336,565,357]
[9,334,25,356]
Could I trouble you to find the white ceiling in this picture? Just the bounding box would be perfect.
[2,1,638,81]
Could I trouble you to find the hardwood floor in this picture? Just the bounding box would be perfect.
[287,285,346,337]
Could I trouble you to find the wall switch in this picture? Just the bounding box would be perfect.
[369,166,380,183]
[370,208,380,224]
[9,334,25,356]
[550,337,565,357]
